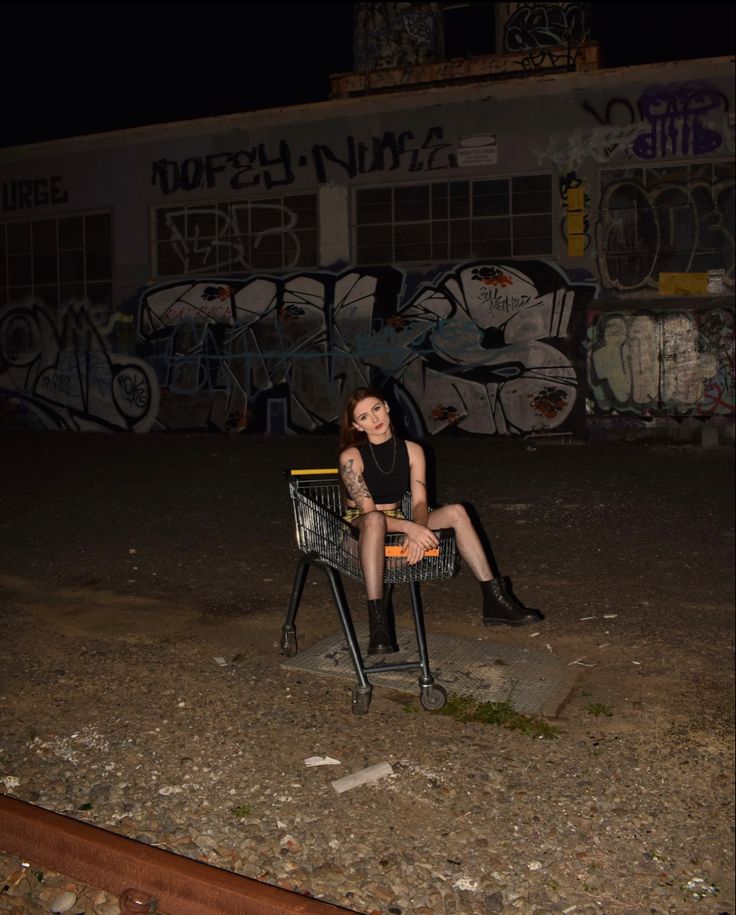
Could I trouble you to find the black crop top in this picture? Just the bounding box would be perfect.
[357,436,410,504]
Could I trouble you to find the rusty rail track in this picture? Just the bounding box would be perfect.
[0,794,353,914]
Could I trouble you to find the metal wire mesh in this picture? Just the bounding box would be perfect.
[288,475,458,584]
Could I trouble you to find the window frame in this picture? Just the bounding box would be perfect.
[597,159,734,290]
[0,210,113,310]
[353,174,554,266]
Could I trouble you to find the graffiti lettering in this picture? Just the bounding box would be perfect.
[520,46,583,72]
[478,287,533,314]
[0,303,159,432]
[355,2,440,70]
[633,82,725,160]
[402,8,436,45]
[133,261,591,436]
[535,83,728,169]
[503,2,590,52]
[39,372,74,396]
[116,368,150,409]
[11,268,731,436]
[532,123,641,169]
[314,126,456,181]
[2,175,69,212]
[596,168,735,292]
[588,309,733,416]
[158,203,301,274]
[582,98,637,129]
[152,143,294,195]
[152,128,456,194]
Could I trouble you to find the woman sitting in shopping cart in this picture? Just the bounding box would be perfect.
[338,386,543,656]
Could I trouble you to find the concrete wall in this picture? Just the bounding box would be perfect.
[0,57,733,439]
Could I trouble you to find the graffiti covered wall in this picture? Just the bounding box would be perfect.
[0,303,158,431]
[1,261,592,436]
[1,57,733,437]
[587,308,734,417]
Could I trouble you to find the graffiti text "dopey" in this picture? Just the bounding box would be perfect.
[151,128,456,195]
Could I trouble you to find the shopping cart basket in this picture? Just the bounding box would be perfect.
[282,468,459,714]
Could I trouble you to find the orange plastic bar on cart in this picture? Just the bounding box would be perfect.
[384,545,439,557]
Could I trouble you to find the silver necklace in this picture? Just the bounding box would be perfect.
[369,435,397,475]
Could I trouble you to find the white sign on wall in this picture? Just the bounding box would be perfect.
[457,134,498,166]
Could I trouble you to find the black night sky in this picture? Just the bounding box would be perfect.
[1,1,734,149]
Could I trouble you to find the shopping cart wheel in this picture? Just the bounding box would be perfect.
[281,626,298,658]
[419,683,447,711]
[351,684,373,715]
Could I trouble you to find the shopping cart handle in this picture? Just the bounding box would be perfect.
[285,468,340,477]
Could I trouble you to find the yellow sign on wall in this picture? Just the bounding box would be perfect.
[658,273,709,295]
[567,235,586,257]
[566,186,586,257]
[567,211,585,234]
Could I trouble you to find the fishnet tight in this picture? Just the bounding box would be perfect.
[355,503,494,603]
[426,503,493,582]
[356,511,387,601]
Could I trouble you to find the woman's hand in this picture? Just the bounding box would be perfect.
[401,522,439,566]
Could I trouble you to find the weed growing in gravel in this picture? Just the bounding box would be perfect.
[229,804,252,818]
[585,702,613,717]
[437,694,559,739]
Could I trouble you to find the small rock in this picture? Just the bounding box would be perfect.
[279,834,302,854]
[483,891,504,914]
[49,890,77,913]
[7,876,31,897]
[363,881,395,904]
[193,833,220,854]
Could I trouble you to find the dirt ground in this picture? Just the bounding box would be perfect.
[0,430,734,914]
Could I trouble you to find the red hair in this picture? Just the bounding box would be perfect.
[339,387,392,450]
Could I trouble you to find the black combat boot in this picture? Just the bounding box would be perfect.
[367,598,397,655]
[481,577,544,627]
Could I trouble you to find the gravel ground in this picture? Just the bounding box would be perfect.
[0,432,734,915]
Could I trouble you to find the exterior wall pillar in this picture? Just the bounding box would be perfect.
[319,183,350,266]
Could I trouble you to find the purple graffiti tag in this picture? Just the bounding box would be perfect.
[633,82,724,160]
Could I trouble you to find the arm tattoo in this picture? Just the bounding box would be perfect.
[341,458,371,510]
[414,479,426,490]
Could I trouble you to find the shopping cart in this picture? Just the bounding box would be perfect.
[282,468,459,714]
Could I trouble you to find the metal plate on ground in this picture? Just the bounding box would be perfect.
[281,625,578,717]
